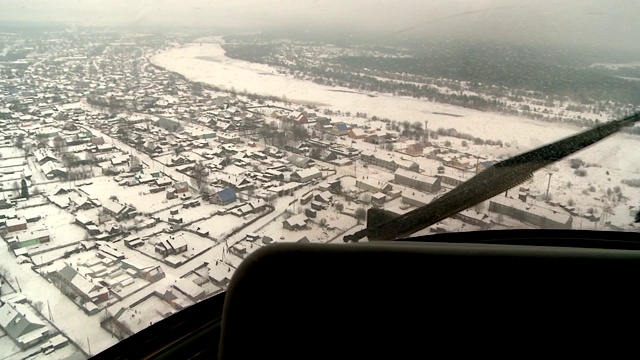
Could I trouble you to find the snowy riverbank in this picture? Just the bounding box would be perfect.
[151,40,640,175]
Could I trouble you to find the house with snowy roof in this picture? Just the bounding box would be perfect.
[287,111,308,124]
[332,122,350,136]
[0,302,49,349]
[102,201,137,221]
[54,265,110,305]
[348,127,367,139]
[41,162,67,179]
[155,236,188,257]
[173,279,206,301]
[287,154,313,168]
[33,149,59,165]
[290,168,322,183]
[394,168,441,193]
[476,160,495,173]
[211,188,237,205]
[283,214,309,231]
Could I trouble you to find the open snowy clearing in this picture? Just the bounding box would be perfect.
[188,214,254,240]
[0,147,25,159]
[155,203,220,225]
[78,176,185,214]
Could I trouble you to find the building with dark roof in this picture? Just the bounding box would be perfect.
[287,154,313,168]
[477,160,495,173]
[333,122,350,136]
[211,188,237,205]
[394,168,441,193]
[0,302,48,349]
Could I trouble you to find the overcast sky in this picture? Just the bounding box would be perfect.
[1,0,638,51]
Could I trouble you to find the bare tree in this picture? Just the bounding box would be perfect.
[130,155,141,172]
[474,202,486,212]
[0,265,11,281]
[411,121,423,133]
[15,134,25,149]
[53,136,66,153]
[62,153,80,168]
[291,124,309,141]
[191,161,209,192]
[32,301,44,313]
[355,207,367,225]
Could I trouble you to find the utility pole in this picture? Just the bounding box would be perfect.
[354,158,357,179]
[545,173,553,201]
[87,337,91,356]
[475,155,480,175]
[48,300,54,322]
[424,120,429,144]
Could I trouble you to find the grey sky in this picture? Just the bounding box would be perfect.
[1,0,638,51]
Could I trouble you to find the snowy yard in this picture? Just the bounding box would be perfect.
[182,271,223,295]
[0,157,27,168]
[78,176,186,214]
[188,213,259,240]
[0,329,20,359]
[14,204,86,248]
[154,202,220,225]
[254,208,355,244]
[0,147,25,159]
[122,296,176,334]
[154,152,204,167]
[134,231,214,265]
[31,243,84,267]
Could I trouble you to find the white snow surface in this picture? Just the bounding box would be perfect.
[151,41,640,174]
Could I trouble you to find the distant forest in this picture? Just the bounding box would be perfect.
[331,54,640,105]
[223,37,640,106]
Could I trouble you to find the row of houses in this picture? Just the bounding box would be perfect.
[489,197,573,229]
[361,150,420,173]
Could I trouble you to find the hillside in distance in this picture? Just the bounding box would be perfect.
[331,40,640,105]
[223,32,640,106]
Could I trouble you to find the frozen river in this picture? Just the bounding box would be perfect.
[151,39,640,175]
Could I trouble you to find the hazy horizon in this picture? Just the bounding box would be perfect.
[1,0,639,55]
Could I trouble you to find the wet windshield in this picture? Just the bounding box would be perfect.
[0,0,639,357]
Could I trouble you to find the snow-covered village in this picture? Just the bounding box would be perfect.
[2,21,640,359]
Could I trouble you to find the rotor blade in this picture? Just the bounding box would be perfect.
[344,111,640,242]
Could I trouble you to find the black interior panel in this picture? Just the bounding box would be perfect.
[219,239,640,359]
[91,230,640,359]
